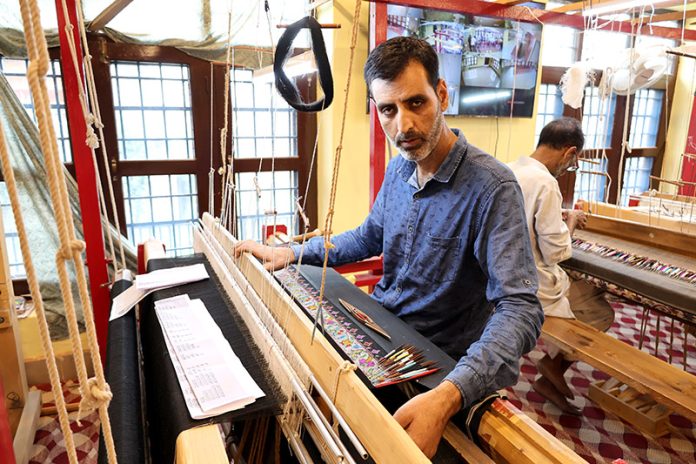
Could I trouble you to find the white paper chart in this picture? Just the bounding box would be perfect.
[155,295,264,419]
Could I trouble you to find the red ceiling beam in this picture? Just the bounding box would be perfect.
[369,0,696,41]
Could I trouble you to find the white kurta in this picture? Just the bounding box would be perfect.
[508,156,575,318]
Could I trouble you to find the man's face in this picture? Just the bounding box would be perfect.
[554,147,579,178]
[370,61,448,163]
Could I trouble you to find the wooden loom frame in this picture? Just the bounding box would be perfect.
[158,213,586,464]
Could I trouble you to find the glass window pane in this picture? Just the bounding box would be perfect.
[573,158,608,205]
[619,157,654,206]
[235,171,299,242]
[541,25,579,67]
[1,58,73,162]
[123,174,198,256]
[534,84,564,144]
[111,60,194,161]
[629,89,664,149]
[231,68,298,159]
[582,87,616,149]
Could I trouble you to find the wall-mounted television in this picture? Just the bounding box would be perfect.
[386,6,542,118]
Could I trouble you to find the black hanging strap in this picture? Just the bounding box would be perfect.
[274,16,333,112]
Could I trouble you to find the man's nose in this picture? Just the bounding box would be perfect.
[396,109,415,136]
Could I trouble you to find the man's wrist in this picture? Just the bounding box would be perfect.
[435,380,463,417]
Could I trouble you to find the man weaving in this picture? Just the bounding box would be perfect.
[235,36,544,457]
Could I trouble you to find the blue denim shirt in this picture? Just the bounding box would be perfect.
[291,130,543,408]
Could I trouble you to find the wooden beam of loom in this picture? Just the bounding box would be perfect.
[581,201,696,240]
[543,317,696,422]
[88,0,133,31]
[191,213,586,464]
[632,8,696,24]
[196,213,429,463]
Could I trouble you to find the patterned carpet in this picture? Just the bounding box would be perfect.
[504,300,696,464]
[27,302,695,463]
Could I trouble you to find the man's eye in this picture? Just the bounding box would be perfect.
[381,107,394,116]
[411,100,423,108]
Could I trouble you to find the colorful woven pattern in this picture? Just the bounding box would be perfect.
[275,268,386,383]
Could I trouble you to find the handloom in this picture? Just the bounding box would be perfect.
[104,213,590,464]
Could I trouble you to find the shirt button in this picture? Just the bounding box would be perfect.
[395,286,402,293]
[414,194,419,200]
[408,226,413,233]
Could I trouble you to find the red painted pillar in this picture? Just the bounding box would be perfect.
[369,2,388,208]
[55,0,111,362]
[0,376,17,464]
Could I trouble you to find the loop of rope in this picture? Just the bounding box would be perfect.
[20,0,118,461]
[57,239,86,260]
[330,361,357,404]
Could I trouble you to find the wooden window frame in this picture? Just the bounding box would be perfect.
[85,36,317,238]
[540,47,675,206]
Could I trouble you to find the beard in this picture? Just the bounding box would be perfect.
[388,107,444,163]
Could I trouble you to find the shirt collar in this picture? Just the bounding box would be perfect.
[397,129,468,187]
[517,155,551,175]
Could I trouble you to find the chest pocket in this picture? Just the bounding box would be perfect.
[414,233,462,284]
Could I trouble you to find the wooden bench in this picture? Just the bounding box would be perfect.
[542,317,696,431]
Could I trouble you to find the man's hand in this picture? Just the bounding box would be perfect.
[393,381,462,458]
[233,240,295,271]
[564,209,587,235]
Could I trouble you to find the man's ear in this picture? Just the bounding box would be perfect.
[436,79,448,111]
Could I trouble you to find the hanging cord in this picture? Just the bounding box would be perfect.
[219,9,234,198]
[209,60,215,214]
[313,0,362,342]
[0,113,79,464]
[18,1,117,463]
[615,8,643,209]
[60,0,126,272]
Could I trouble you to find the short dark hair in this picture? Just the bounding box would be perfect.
[363,36,439,95]
[537,117,584,152]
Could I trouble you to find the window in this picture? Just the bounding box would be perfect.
[235,171,299,242]
[540,25,579,67]
[231,68,305,241]
[231,69,297,159]
[581,30,629,70]
[0,58,72,163]
[123,174,198,256]
[111,61,194,160]
[629,89,664,149]
[582,87,616,149]
[574,158,608,205]
[620,156,654,206]
[0,183,25,278]
[535,84,564,143]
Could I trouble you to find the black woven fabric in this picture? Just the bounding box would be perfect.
[100,279,146,464]
[140,254,283,464]
[288,264,456,390]
[563,249,696,316]
[274,16,333,112]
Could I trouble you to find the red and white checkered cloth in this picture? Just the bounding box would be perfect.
[505,301,696,464]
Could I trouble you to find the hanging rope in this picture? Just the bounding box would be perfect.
[18,0,117,462]
[312,0,362,341]
[0,106,79,464]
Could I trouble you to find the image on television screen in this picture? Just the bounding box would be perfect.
[386,6,542,118]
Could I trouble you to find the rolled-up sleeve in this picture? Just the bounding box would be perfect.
[444,180,544,406]
[534,183,572,267]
